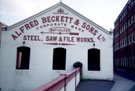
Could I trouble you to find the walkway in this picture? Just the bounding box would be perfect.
[76,80,114,91]
[111,74,135,91]
[115,69,135,81]
[76,73,135,91]
[114,69,135,91]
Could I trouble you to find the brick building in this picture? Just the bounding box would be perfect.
[113,0,135,70]
[0,22,7,47]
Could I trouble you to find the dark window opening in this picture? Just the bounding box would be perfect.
[53,47,66,70]
[16,46,30,70]
[88,48,100,71]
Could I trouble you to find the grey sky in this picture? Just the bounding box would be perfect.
[0,0,128,30]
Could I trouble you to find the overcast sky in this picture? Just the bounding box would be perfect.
[0,0,128,30]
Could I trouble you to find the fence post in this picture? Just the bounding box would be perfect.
[33,68,81,91]
[60,74,67,91]
[75,69,77,91]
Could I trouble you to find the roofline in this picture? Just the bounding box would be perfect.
[8,2,110,35]
[8,2,61,30]
[60,3,110,34]
[0,22,8,26]
[114,0,130,24]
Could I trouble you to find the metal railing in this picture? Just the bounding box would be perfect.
[33,68,80,91]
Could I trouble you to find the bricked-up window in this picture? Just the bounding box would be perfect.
[88,48,100,71]
[53,48,66,70]
[16,46,30,69]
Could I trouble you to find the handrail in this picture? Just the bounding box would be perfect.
[33,68,80,91]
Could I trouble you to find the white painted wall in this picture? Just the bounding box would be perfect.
[0,3,113,91]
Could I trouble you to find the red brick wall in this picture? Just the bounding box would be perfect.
[0,23,2,47]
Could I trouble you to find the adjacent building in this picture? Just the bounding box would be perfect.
[113,0,135,70]
[0,22,7,47]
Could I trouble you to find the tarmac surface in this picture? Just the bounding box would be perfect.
[111,74,135,91]
[115,70,135,81]
[76,70,135,91]
[76,80,114,91]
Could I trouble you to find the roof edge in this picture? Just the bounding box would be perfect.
[8,2,62,30]
[60,3,110,34]
[8,2,110,35]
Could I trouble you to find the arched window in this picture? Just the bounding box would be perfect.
[53,47,66,70]
[88,48,100,71]
[16,46,30,69]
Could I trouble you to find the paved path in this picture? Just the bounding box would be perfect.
[76,80,114,91]
[76,74,135,91]
[115,70,135,81]
[111,74,135,91]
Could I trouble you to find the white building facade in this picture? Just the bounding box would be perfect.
[0,2,113,91]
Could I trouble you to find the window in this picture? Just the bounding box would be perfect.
[130,33,132,43]
[16,46,30,69]
[131,1,134,7]
[126,36,128,46]
[126,22,128,29]
[131,32,133,43]
[88,48,100,71]
[131,16,134,24]
[128,19,131,26]
[128,5,131,10]
[132,32,135,42]
[128,34,130,44]
[134,14,135,23]
[133,56,135,68]
[126,57,128,67]
[53,47,66,70]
